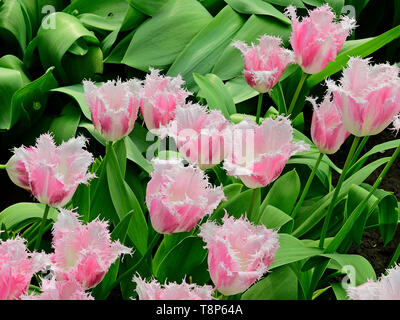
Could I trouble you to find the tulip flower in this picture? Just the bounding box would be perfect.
[7,134,95,207]
[133,276,213,300]
[285,4,356,74]
[199,215,279,296]
[146,159,225,234]
[141,68,190,133]
[223,116,309,189]
[0,237,50,300]
[51,209,131,289]
[22,279,94,300]
[232,35,294,93]
[160,103,230,169]
[347,264,400,300]
[308,94,350,154]
[327,57,400,137]
[83,79,142,142]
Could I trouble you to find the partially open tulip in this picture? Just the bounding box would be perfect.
[141,68,190,133]
[7,134,95,207]
[199,215,279,296]
[83,79,142,142]
[347,264,400,300]
[22,279,94,300]
[146,159,225,234]
[0,237,49,300]
[51,209,131,289]
[232,35,294,93]
[133,276,213,300]
[223,116,309,189]
[285,4,356,74]
[160,103,230,169]
[308,94,350,154]
[327,57,400,136]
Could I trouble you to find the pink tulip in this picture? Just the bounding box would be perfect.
[348,265,400,300]
[0,237,49,300]
[199,215,279,296]
[83,79,142,142]
[308,94,350,154]
[22,279,94,300]
[141,68,190,133]
[146,159,225,234]
[51,209,131,289]
[8,134,95,207]
[232,35,294,93]
[160,103,230,169]
[285,4,356,74]
[223,116,309,189]
[327,57,400,136]
[133,276,213,300]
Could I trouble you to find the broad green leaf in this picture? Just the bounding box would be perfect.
[156,236,207,283]
[127,0,169,16]
[49,103,81,144]
[194,73,236,117]
[212,14,291,81]
[122,0,212,71]
[241,265,298,300]
[265,0,306,8]
[307,25,400,88]
[0,0,27,54]
[104,30,135,64]
[292,157,390,237]
[167,6,245,90]
[224,0,290,24]
[51,84,90,119]
[259,205,293,232]
[125,135,153,174]
[225,76,258,104]
[211,189,254,221]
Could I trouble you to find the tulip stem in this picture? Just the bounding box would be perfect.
[0,164,5,169]
[247,188,260,221]
[325,141,400,253]
[319,135,360,249]
[34,205,50,250]
[111,233,161,290]
[288,72,308,116]
[291,153,324,219]
[256,93,263,125]
[349,136,369,168]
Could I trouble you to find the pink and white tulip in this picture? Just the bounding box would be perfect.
[133,276,213,300]
[327,57,400,136]
[285,5,356,74]
[199,215,279,296]
[22,279,94,300]
[51,209,131,289]
[347,264,400,300]
[8,134,95,207]
[146,159,225,234]
[0,237,49,300]
[141,68,190,133]
[308,94,350,154]
[161,103,230,169]
[83,79,142,142]
[223,116,309,189]
[232,35,294,93]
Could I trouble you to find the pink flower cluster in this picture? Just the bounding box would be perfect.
[0,209,130,300]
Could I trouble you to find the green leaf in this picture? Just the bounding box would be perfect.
[193,73,236,118]
[212,14,291,81]
[0,0,27,53]
[51,84,90,119]
[125,135,153,174]
[167,5,245,91]
[261,169,301,215]
[259,205,294,232]
[127,0,169,16]
[224,0,290,24]
[211,189,254,221]
[307,25,400,88]
[122,0,212,71]
[49,103,81,144]
[156,236,207,283]
[106,143,148,255]
[241,265,298,300]
[225,76,258,104]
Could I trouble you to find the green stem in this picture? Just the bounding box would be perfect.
[110,233,161,290]
[256,93,263,125]
[247,188,259,221]
[287,72,307,116]
[278,82,287,114]
[34,205,50,250]
[325,141,400,254]
[319,136,360,249]
[291,153,324,219]
[0,164,6,169]
[349,136,369,168]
